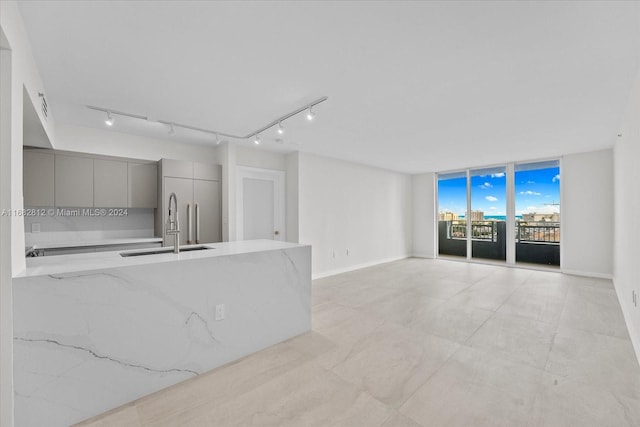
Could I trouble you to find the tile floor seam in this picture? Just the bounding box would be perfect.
[540,279,572,374]
[460,284,520,347]
[395,338,466,414]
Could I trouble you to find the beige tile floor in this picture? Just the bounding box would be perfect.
[76,258,640,427]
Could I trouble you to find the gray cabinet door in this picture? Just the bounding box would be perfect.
[194,162,221,181]
[55,155,93,207]
[194,179,222,243]
[23,151,54,206]
[94,159,128,207]
[128,162,157,208]
[161,159,193,179]
[163,177,194,246]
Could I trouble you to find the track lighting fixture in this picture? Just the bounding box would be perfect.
[88,96,327,146]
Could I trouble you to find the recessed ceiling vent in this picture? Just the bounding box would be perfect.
[38,92,48,120]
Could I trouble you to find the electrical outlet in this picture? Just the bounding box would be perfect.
[332,250,335,259]
[633,290,637,307]
[31,223,41,233]
[215,304,225,320]
[346,249,350,256]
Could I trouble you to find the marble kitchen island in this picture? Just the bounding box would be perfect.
[13,240,311,427]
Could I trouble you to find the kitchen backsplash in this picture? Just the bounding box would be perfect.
[24,207,155,246]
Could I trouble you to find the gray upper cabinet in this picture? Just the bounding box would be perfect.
[55,155,94,207]
[128,162,157,208]
[194,161,220,181]
[23,150,54,206]
[94,159,128,208]
[24,149,160,209]
[161,159,193,179]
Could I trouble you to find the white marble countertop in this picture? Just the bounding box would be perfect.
[26,237,163,251]
[16,240,309,278]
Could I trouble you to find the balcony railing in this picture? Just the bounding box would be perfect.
[517,223,560,243]
[446,220,560,244]
[439,220,560,265]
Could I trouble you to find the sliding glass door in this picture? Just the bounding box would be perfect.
[515,161,561,266]
[437,171,467,258]
[470,167,507,261]
[437,160,560,267]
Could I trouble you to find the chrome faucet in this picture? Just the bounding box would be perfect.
[166,192,180,254]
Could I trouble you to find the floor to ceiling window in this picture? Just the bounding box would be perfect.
[437,160,560,267]
[515,160,561,266]
[470,166,507,261]
[437,171,468,258]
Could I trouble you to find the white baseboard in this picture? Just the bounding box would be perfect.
[312,255,410,280]
[561,269,612,280]
[411,253,435,259]
[612,277,640,368]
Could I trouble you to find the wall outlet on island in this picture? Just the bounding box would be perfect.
[31,223,41,233]
[215,304,225,321]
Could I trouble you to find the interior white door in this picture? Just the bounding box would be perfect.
[237,167,285,241]
[243,178,274,240]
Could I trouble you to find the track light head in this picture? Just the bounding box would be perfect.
[306,106,315,121]
[277,122,284,135]
[254,134,261,145]
[105,111,114,126]
[168,123,175,135]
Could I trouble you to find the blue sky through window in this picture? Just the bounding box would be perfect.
[438,166,560,218]
[472,170,506,217]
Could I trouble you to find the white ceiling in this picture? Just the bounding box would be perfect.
[17,1,640,173]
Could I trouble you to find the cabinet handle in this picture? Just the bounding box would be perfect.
[196,203,200,244]
[187,203,192,244]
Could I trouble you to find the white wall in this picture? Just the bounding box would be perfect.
[286,152,299,243]
[235,145,287,171]
[561,149,613,278]
[412,173,436,258]
[1,1,56,423]
[614,68,640,364]
[54,124,219,163]
[298,153,412,278]
[1,0,56,277]
[0,36,14,427]
[219,143,236,242]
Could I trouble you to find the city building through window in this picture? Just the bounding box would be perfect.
[437,160,560,267]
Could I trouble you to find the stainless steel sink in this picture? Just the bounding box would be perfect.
[120,246,213,257]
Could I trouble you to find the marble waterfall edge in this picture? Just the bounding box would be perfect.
[13,243,311,427]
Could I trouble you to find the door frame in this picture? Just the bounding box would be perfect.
[236,166,286,241]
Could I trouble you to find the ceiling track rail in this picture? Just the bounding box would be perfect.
[86,96,328,140]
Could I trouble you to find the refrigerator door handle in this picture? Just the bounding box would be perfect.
[195,203,200,244]
[186,203,192,245]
